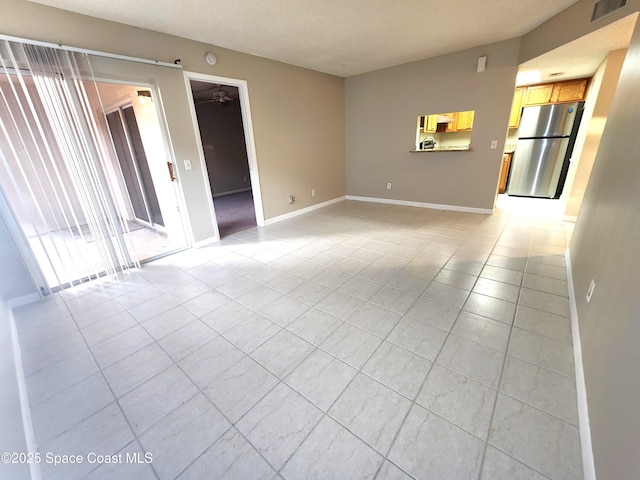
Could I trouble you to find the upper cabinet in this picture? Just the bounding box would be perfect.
[509,78,589,129]
[522,79,589,107]
[456,111,474,131]
[508,87,524,128]
[550,79,589,103]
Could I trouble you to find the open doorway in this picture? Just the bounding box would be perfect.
[187,76,264,239]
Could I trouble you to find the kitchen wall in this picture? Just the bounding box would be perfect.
[346,39,520,211]
[0,0,345,243]
[194,100,251,196]
[568,17,640,480]
[564,48,626,217]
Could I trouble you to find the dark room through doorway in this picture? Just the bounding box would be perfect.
[189,80,257,238]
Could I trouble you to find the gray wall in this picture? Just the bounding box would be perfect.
[345,39,520,211]
[195,101,251,196]
[568,18,640,480]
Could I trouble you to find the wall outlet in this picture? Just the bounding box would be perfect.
[243,176,247,182]
[311,189,316,197]
[586,279,596,303]
[490,140,498,150]
[183,160,192,171]
[386,182,392,190]
[288,194,295,204]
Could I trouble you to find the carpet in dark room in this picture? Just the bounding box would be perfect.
[213,190,257,237]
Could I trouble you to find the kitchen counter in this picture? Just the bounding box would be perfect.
[411,146,472,153]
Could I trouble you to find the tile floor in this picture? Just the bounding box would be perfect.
[13,197,583,480]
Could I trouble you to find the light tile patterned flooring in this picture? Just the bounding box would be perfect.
[13,197,583,480]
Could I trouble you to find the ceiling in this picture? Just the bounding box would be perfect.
[30,0,589,77]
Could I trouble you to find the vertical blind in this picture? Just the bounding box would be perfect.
[0,40,139,292]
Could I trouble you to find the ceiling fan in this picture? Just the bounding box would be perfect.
[194,84,235,106]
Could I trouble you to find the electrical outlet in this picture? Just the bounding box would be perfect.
[586,279,596,303]
[386,182,392,190]
[288,195,295,204]
[243,176,247,182]
[311,189,316,197]
[183,160,192,171]
[490,140,498,150]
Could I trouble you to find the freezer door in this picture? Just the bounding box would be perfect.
[507,138,570,198]
[518,103,578,138]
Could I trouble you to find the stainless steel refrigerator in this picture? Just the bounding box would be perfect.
[507,102,584,198]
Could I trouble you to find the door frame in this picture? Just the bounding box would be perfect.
[183,71,265,237]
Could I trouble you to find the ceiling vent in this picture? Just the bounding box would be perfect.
[591,0,626,21]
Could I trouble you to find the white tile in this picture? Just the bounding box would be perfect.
[204,356,278,422]
[285,349,357,411]
[368,286,418,315]
[523,273,568,297]
[389,405,484,480]
[84,441,156,480]
[21,330,88,376]
[451,311,511,352]
[473,277,521,303]
[287,280,333,305]
[387,317,447,361]
[434,269,477,291]
[489,394,582,480]
[177,428,276,480]
[281,416,383,480]
[330,374,411,453]
[139,393,230,480]
[404,297,461,331]
[119,365,199,435]
[509,327,575,377]
[31,373,115,444]
[514,305,572,343]
[464,292,516,325]
[320,323,383,369]
[81,310,138,346]
[182,289,232,317]
[315,290,366,320]
[345,302,401,338]
[481,265,524,286]
[260,296,310,327]
[26,348,98,407]
[421,282,469,308]
[480,446,549,480]
[237,384,322,469]
[179,336,246,388]
[519,288,570,317]
[376,461,413,480]
[362,341,431,399]
[417,364,496,438]
[39,403,135,480]
[286,308,343,346]
[501,355,578,424]
[157,319,217,361]
[91,325,154,369]
[251,330,314,377]
[221,314,280,355]
[437,334,505,388]
[200,300,256,333]
[338,276,383,301]
[103,343,173,398]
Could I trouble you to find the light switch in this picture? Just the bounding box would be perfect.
[183,160,192,171]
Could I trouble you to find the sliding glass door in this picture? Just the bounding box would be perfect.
[0,39,187,292]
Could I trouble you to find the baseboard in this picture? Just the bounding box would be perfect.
[193,236,219,248]
[7,305,41,480]
[212,187,252,198]
[7,292,41,309]
[264,196,347,226]
[345,195,494,215]
[565,247,596,480]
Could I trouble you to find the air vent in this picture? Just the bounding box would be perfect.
[591,0,626,21]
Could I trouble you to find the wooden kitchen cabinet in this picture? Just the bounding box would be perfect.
[523,84,554,106]
[508,87,524,128]
[550,79,588,103]
[424,115,438,133]
[521,78,589,107]
[445,112,459,132]
[498,152,513,194]
[456,110,474,131]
